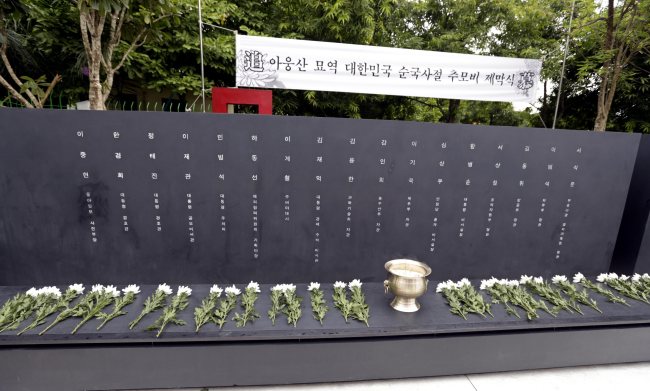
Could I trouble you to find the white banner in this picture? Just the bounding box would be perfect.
[236,35,542,103]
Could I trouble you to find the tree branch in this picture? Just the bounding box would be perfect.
[405,97,438,109]
[113,13,171,73]
[0,43,23,87]
[79,12,93,61]
[38,74,62,107]
[113,33,147,73]
[0,74,34,108]
[573,17,606,31]
[0,41,39,106]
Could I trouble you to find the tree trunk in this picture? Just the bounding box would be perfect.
[446,99,460,123]
[593,104,608,131]
[88,70,105,110]
[88,34,105,110]
[78,4,168,110]
[594,0,615,132]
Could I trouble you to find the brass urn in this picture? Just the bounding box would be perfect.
[384,259,431,312]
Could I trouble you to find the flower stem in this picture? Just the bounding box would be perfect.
[0,321,16,333]
[97,315,115,331]
[156,321,168,338]
[129,312,147,330]
[71,316,91,334]
[39,317,62,335]
[17,320,40,336]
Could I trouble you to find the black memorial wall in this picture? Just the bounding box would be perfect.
[0,109,642,285]
[611,136,650,274]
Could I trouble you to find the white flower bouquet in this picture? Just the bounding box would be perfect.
[481,278,556,320]
[551,274,601,314]
[0,288,40,333]
[573,273,628,306]
[633,273,650,296]
[520,275,579,314]
[18,285,84,335]
[129,283,173,330]
[146,286,192,337]
[213,285,240,329]
[96,285,140,330]
[308,282,328,325]
[268,284,302,327]
[70,285,120,334]
[194,284,222,332]
[332,280,369,326]
[233,281,261,327]
[436,278,492,319]
[598,273,649,304]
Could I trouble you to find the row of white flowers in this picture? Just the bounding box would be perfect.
[436,272,650,320]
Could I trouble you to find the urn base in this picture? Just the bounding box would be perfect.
[390,296,421,312]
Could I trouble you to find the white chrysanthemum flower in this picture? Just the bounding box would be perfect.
[533,276,544,284]
[210,284,223,296]
[632,273,641,282]
[282,284,296,293]
[456,278,471,288]
[157,283,173,295]
[37,287,50,296]
[246,281,260,293]
[596,273,607,282]
[438,280,457,292]
[225,285,241,296]
[271,284,283,292]
[619,274,629,281]
[333,281,347,289]
[507,280,519,287]
[43,286,62,298]
[520,275,533,284]
[436,281,448,293]
[349,279,362,289]
[26,287,38,297]
[69,283,85,294]
[177,285,192,296]
[480,278,497,290]
[643,273,650,280]
[104,285,120,297]
[122,284,140,295]
[551,275,567,284]
[307,282,320,291]
[607,273,618,280]
[91,284,105,293]
[573,273,585,283]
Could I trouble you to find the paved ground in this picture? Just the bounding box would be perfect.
[138,361,650,391]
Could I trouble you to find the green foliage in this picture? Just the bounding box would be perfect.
[96,292,137,330]
[0,293,35,333]
[213,292,238,329]
[232,287,260,327]
[146,292,190,337]
[309,289,329,325]
[194,292,220,332]
[128,289,168,329]
[280,289,302,327]
[3,0,647,129]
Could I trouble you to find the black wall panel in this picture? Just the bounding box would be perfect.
[0,109,640,284]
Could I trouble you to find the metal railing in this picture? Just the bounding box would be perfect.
[0,92,212,112]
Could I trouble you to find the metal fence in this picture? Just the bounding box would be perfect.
[0,92,212,112]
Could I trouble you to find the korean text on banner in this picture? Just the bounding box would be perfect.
[236,35,542,103]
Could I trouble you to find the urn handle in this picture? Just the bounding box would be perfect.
[384,280,390,294]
